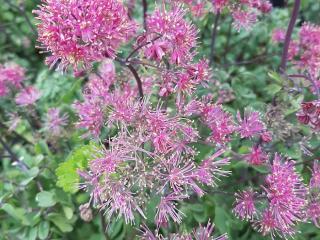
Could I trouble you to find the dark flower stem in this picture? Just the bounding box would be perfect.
[280,0,301,72]
[142,0,148,30]
[127,64,144,99]
[210,12,221,66]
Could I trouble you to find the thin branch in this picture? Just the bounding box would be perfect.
[126,35,162,61]
[209,12,221,65]
[142,0,148,30]
[280,0,301,72]
[127,64,144,99]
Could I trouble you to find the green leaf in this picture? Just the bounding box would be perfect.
[63,206,74,220]
[56,142,100,193]
[21,167,39,186]
[47,213,73,233]
[1,203,27,222]
[36,191,57,208]
[268,71,284,84]
[38,221,50,240]
[266,84,282,96]
[27,227,38,240]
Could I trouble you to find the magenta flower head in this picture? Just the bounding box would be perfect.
[0,62,25,88]
[272,28,286,43]
[310,160,320,189]
[231,9,257,32]
[263,154,307,236]
[155,193,186,228]
[237,110,265,138]
[146,4,197,65]
[245,145,268,166]
[0,62,26,96]
[45,108,68,136]
[34,0,137,71]
[233,189,257,220]
[15,87,41,106]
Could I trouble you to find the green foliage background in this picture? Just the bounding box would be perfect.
[1,0,320,239]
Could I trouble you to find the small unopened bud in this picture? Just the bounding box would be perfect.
[79,203,93,222]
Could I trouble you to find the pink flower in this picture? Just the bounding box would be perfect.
[272,28,286,43]
[263,154,307,234]
[258,0,272,13]
[15,87,41,106]
[146,5,197,65]
[212,0,229,13]
[155,193,186,228]
[232,9,257,32]
[195,149,230,186]
[0,80,8,97]
[202,104,236,144]
[73,98,105,137]
[0,62,25,88]
[297,100,320,131]
[310,161,320,189]
[237,111,265,138]
[306,201,320,228]
[34,0,136,70]
[298,22,320,77]
[255,210,278,237]
[45,108,68,136]
[233,189,257,220]
[245,146,268,165]
[193,221,228,240]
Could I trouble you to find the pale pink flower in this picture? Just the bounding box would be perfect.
[263,154,307,234]
[202,104,236,144]
[310,161,320,189]
[193,221,227,240]
[146,5,197,65]
[195,149,230,186]
[272,28,286,43]
[232,9,257,32]
[233,189,257,220]
[34,0,137,70]
[15,87,41,106]
[155,193,186,228]
[237,111,265,138]
[255,210,278,237]
[0,62,25,88]
[45,108,68,136]
[74,98,105,137]
[297,100,320,131]
[212,0,229,13]
[245,146,268,165]
[306,201,320,228]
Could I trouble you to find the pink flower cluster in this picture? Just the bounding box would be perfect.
[15,86,41,106]
[45,108,68,136]
[234,154,307,238]
[298,23,320,78]
[212,0,272,31]
[297,100,320,131]
[0,62,25,96]
[34,0,137,71]
[306,161,320,228]
[144,5,198,65]
[140,220,228,239]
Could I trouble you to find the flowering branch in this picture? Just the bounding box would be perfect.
[280,0,301,72]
